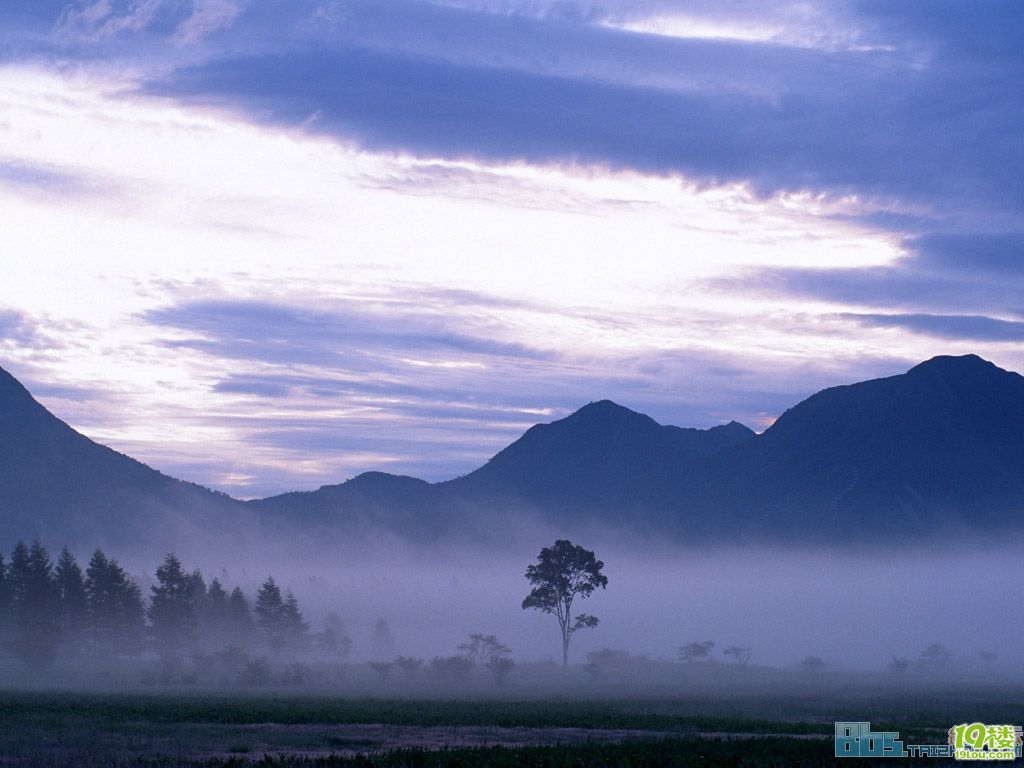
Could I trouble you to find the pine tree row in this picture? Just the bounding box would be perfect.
[0,540,323,673]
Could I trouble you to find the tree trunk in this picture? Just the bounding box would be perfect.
[562,633,569,667]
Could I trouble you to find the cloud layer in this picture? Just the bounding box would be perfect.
[0,0,1021,496]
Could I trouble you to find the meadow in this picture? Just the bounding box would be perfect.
[2,676,1019,767]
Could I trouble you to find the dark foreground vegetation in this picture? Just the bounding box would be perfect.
[0,540,327,675]
[2,687,1017,767]
[0,737,898,768]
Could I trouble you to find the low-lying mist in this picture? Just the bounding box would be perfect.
[266,540,1024,670]
[13,518,1016,683]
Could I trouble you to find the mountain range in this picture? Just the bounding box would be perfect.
[1,354,1022,547]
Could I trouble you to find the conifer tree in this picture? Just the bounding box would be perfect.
[111,565,145,657]
[55,547,88,651]
[84,549,144,658]
[281,591,311,656]
[207,578,228,609]
[254,577,285,654]
[84,549,115,656]
[5,540,61,671]
[197,577,231,652]
[227,586,254,642]
[148,553,197,665]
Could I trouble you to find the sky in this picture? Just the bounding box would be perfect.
[1,0,1022,499]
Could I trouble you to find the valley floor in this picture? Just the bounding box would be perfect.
[2,685,1016,767]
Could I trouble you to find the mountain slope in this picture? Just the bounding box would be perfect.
[250,471,440,535]
[695,354,1024,537]
[0,366,243,546]
[445,400,753,521]
[250,400,755,534]
[3,354,1023,545]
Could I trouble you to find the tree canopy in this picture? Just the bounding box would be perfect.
[522,539,607,666]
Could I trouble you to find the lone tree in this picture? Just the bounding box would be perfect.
[522,539,607,667]
[679,640,715,664]
[722,645,752,666]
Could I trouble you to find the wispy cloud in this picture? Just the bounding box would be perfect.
[144,298,554,367]
[0,159,121,207]
[57,0,168,42]
[0,308,39,346]
[909,233,1024,277]
[838,313,1024,343]
[0,1,1021,496]
[710,230,1024,318]
[175,0,247,43]
[53,0,246,43]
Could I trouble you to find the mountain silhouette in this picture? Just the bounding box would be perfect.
[0,366,241,546]
[445,400,753,523]
[694,353,1024,538]
[2,354,1022,544]
[251,471,437,536]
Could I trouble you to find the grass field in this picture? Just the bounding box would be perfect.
[2,684,1020,767]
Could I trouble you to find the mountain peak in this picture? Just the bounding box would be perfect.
[563,399,662,430]
[907,353,1003,377]
[572,399,641,416]
[345,471,431,490]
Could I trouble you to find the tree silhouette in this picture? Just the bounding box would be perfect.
[393,655,423,676]
[458,633,511,666]
[722,645,752,666]
[485,655,516,685]
[888,655,911,673]
[918,643,951,670]
[149,553,198,669]
[187,569,208,644]
[430,655,474,680]
[254,576,286,655]
[196,577,230,652]
[55,548,88,654]
[281,591,311,657]
[84,549,144,659]
[0,552,10,643]
[5,540,61,671]
[371,617,395,660]
[316,612,352,659]
[679,641,715,664]
[226,586,254,644]
[521,539,607,666]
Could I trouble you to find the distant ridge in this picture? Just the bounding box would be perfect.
[2,354,1023,545]
[447,399,754,515]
